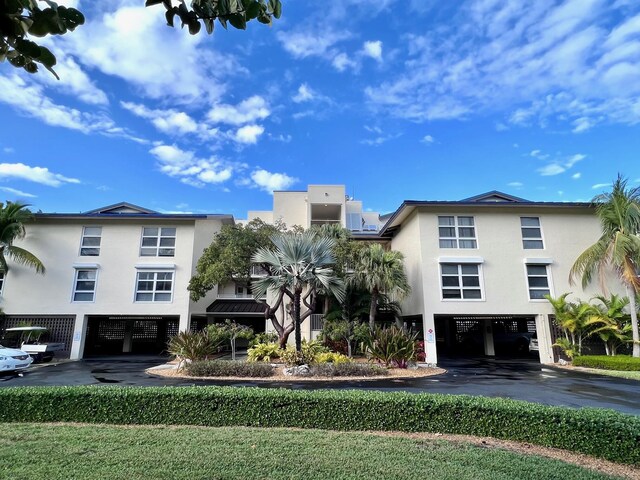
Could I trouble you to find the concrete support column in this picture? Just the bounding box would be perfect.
[122,321,133,353]
[482,319,495,356]
[535,314,554,364]
[178,314,190,333]
[69,314,87,360]
[424,314,438,365]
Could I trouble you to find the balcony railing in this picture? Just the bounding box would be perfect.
[217,293,265,300]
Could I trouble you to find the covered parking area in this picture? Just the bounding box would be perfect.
[434,314,538,360]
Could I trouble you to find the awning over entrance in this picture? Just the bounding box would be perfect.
[206,300,267,317]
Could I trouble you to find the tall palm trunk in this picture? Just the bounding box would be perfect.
[626,285,640,358]
[294,287,302,352]
[369,287,378,332]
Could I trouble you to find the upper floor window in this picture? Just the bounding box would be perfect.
[73,269,97,302]
[135,271,174,302]
[140,227,176,257]
[80,227,102,256]
[521,217,544,249]
[438,216,477,248]
[440,263,483,300]
[526,264,551,300]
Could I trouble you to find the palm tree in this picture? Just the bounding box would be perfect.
[586,295,632,356]
[350,243,410,332]
[546,294,593,356]
[569,175,640,357]
[251,231,345,352]
[0,201,45,277]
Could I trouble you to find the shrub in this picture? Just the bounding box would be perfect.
[247,343,283,362]
[249,332,279,347]
[167,331,217,368]
[280,340,328,366]
[364,326,417,368]
[311,363,388,377]
[415,341,426,362]
[573,355,640,371]
[315,352,351,364]
[0,387,638,466]
[186,360,274,378]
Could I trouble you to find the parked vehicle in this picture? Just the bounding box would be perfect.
[529,332,539,353]
[1,327,65,363]
[0,344,33,372]
[460,322,533,355]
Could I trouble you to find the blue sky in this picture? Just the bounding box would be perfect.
[0,0,639,218]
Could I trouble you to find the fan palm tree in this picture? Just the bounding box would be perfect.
[569,175,640,357]
[251,231,345,352]
[586,295,632,356]
[0,201,45,277]
[350,243,410,332]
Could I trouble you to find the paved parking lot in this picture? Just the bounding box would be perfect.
[1,356,639,415]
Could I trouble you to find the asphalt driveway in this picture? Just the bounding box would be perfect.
[1,356,639,415]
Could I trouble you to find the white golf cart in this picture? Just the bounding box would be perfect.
[1,327,65,363]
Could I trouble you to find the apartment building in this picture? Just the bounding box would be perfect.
[0,202,232,360]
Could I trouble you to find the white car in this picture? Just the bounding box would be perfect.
[0,344,33,372]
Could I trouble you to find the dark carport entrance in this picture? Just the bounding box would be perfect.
[435,315,537,359]
[83,315,179,357]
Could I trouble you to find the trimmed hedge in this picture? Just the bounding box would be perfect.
[186,360,274,378]
[0,386,638,465]
[573,355,640,372]
[310,363,388,377]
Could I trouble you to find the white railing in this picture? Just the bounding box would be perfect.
[217,293,265,300]
[310,314,324,331]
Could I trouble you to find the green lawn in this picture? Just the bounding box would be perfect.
[0,423,618,480]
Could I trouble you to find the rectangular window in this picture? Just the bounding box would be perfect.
[73,269,97,302]
[140,227,176,257]
[526,264,550,300]
[80,227,102,256]
[438,216,477,248]
[135,271,174,302]
[521,217,544,249]
[346,213,362,231]
[0,271,4,295]
[441,263,482,300]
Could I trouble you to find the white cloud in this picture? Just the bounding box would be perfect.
[234,125,265,144]
[508,182,523,188]
[121,101,218,139]
[0,163,80,187]
[592,182,611,189]
[208,96,270,125]
[332,52,357,71]
[361,133,401,146]
[249,169,298,193]
[149,144,233,187]
[572,172,582,179]
[277,30,349,59]
[36,56,109,106]
[364,1,640,130]
[537,153,586,176]
[421,134,435,144]
[292,84,316,103]
[362,40,383,61]
[0,187,37,198]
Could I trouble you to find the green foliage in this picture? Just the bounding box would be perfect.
[146,0,281,36]
[0,201,45,275]
[322,287,371,357]
[247,342,282,362]
[586,295,632,356]
[364,326,417,368]
[310,362,387,377]
[280,340,327,366]
[315,351,351,364]
[249,331,279,347]
[166,331,216,368]
[573,355,640,371]
[546,294,595,357]
[0,1,84,78]
[206,320,254,361]
[186,360,274,377]
[553,338,580,360]
[1,386,639,466]
[1,424,615,480]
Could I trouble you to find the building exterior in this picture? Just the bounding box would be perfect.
[0,188,614,365]
[0,202,232,359]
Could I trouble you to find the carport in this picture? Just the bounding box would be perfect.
[83,315,179,357]
[435,315,537,359]
[204,299,267,333]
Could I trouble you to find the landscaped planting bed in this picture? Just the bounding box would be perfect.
[573,355,640,372]
[1,386,638,466]
[0,424,624,480]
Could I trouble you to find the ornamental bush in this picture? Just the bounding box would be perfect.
[315,352,351,364]
[247,343,283,362]
[310,363,388,377]
[187,360,274,378]
[0,387,638,466]
[573,355,640,371]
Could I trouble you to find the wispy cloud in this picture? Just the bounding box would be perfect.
[537,153,586,176]
[0,186,37,198]
[421,134,435,144]
[0,163,80,187]
[592,182,611,189]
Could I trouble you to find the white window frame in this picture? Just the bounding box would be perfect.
[79,226,102,256]
[0,271,5,295]
[134,269,175,303]
[72,267,98,303]
[521,217,545,250]
[438,215,478,249]
[140,227,176,257]
[524,263,553,302]
[439,262,485,301]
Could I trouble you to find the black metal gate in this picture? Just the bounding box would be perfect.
[83,316,179,357]
[0,315,75,359]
